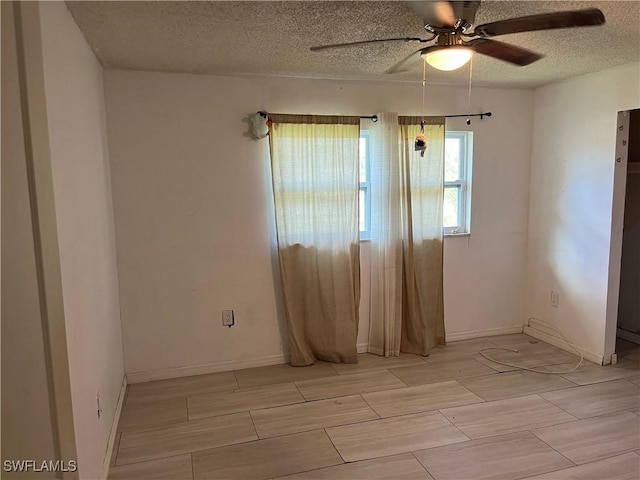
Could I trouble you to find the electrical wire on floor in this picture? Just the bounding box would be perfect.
[478,317,585,375]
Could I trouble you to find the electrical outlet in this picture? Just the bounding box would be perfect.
[550,291,559,308]
[222,309,235,327]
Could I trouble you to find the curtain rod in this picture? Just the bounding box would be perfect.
[360,112,492,123]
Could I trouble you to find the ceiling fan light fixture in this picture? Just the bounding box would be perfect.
[422,47,473,71]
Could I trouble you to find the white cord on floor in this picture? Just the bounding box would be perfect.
[478,317,585,375]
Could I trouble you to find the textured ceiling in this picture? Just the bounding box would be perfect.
[66,1,640,87]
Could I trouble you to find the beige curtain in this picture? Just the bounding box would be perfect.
[368,113,403,357]
[399,116,446,355]
[269,115,361,366]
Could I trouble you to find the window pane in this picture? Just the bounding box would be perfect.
[444,137,461,182]
[359,137,367,183]
[359,188,366,232]
[443,186,460,227]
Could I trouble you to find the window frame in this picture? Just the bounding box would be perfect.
[444,131,473,236]
[359,129,472,240]
[359,131,371,240]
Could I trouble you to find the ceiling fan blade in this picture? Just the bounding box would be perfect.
[474,8,605,37]
[385,49,424,74]
[467,38,542,66]
[407,0,456,28]
[310,37,425,52]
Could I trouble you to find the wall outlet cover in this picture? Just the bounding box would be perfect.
[222,310,235,327]
[550,291,559,308]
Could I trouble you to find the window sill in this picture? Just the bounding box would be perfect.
[444,232,471,238]
[361,234,470,242]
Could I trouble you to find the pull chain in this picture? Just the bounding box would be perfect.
[421,59,426,134]
[422,59,426,117]
[414,60,428,157]
[466,56,474,125]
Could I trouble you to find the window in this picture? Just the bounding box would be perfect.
[359,130,472,239]
[359,132,371,240]
[444,131,473,235]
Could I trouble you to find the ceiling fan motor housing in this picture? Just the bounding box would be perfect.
[436,32,467,47]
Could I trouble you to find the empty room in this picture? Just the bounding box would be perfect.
[2,1,640,479]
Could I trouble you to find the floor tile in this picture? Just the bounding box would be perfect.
[485,334,541,347]
[331,353,425,375]
[458,371,575,401]
[531,411,640,465]
[234,362,338,389]
[108,453,192,480]
[187,383,303,419]
[624,348,640,363]
[275,453,433,480]
[616,337,639,358]
[558,359,640,385]
[118,397,187,432]
[192,430,342,480]
[390,358,496,386]
[362,380,483,418]
[521,452,640,480]
[126,371,238,405]
[422,339,498,363]
[251,394,378,438]
[116,412,257,465]
[413,431,573,480]
[538,361,600,375]
[108,334,640,480]
[540,379,640,419]
[326,411,469,462]
[474,344,580,373]
[441,394,576,439]
[471,353,521,372]
[295,370,406,401]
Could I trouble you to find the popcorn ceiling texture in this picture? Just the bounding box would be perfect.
[66,1,639,87]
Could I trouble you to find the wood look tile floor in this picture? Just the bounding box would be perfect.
[109,335,640,479]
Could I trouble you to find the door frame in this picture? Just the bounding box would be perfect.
[604,110,633,363]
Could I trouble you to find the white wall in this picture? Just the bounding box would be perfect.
[1,3,58,473]
[526,63,640,363]
[105,69,533,376]
[39,3,125,478]
[444,105,532,340]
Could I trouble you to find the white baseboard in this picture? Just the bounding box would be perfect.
[128,329,534,385]
[523,324,604,365]
[366,346,385,356]
[128,345,373,384]
[100,375,127,480]
[617,328,640,345]
[360,329,526,354]
[126,354,288,384]
[446,325,523,342]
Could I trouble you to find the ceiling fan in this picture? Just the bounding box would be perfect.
[310,1,605,72]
